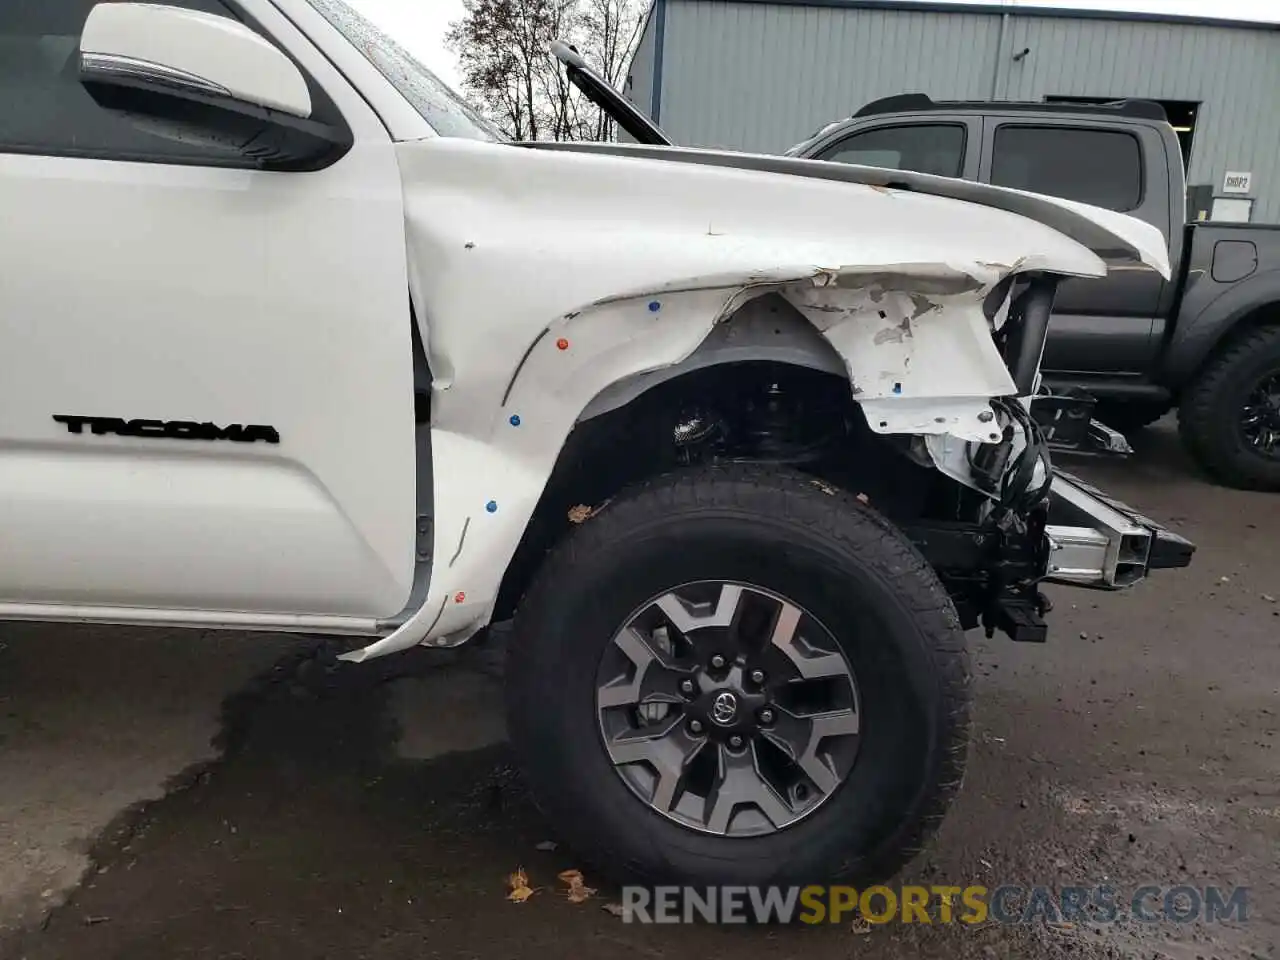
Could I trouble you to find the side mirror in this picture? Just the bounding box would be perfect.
[79,2,351,170]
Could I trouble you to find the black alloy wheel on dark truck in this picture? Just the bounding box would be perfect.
[505,463,971,887]
[1179,324,1280,491]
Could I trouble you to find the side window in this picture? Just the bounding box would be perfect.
[990,125,1142,211]
[0,0,344,166]
[817,124,966,178]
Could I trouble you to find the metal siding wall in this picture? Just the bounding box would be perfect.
[618,6,658,143]
[659,0,1280,221]
[659,0,998,152]
[999,15,1280,221]
[627,12,658,116]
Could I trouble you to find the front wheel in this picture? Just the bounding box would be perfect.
[505,463,971,887]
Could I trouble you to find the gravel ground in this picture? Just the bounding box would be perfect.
[1,419,1277,960]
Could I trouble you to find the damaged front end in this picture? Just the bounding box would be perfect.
[518,38,1194,643]
[896,275,1194,642]
[364,126,1197,662]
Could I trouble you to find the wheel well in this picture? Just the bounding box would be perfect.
[1178,300,1280,400]
[492,360,943,621]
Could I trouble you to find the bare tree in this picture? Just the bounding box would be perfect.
[578,0,646,140]
[446,0,647,142]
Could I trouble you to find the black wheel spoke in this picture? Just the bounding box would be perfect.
[1239,371,1280,462]
[761,706,859,796]
[653,583,744,636]
[605,716,706,814]
[769,604,849,681]
[598,626,695,709]
[704,742,793,833]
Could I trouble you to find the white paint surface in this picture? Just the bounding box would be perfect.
[0,0,417,621]
[82,2,313,116]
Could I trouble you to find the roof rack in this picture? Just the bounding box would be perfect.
[852,94,1168,122]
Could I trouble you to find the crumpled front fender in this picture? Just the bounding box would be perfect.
[341,136,1149,661]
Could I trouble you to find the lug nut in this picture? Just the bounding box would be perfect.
[679,678,696,696]
[758,707,775,725]
[710,654,727,670]
[688,719,704,735]
[749,668,766,685]
[728,734,745,749]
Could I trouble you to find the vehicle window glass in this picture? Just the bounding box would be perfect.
[991,125,1142,211]
[816,124,965,177]
[0,0,343,165]
[304,0,503,142]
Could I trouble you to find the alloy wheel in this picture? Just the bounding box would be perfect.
[595,581,861,837]
[1240,371,1280,460]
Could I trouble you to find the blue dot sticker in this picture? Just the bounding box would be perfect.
[648,300,661,313]
[509,414,521,427]
[485,500,498,513]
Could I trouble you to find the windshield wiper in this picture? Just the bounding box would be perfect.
[550,40,673,147]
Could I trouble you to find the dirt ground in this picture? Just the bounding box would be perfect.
[1,419,1277,960]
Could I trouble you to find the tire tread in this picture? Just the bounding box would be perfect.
[506,462,971,886]
[1178,323,1280,490]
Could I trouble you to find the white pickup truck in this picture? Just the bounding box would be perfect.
[1,0,1193,889]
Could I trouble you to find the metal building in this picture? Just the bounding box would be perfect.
[623,0,1280,222]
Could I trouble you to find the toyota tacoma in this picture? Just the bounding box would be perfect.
[0,0,1192,890]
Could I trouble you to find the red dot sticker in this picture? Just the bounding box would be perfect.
[556,338,569,351]
[453,591,466,604]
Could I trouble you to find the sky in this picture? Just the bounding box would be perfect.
[346,0,1280,95]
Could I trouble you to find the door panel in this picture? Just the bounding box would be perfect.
[978,117,1168,375]
[0,1,416,617]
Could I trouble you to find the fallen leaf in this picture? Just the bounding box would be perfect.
[558,868,597,903]
[850,915,872,934]
[507,867,536,903]
[602,902,626,918]
[567,505,594,524]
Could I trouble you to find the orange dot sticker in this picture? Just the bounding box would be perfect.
[453,591,466,604]
[556,338,569,351]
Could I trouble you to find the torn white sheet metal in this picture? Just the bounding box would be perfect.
[787,263,1012,442]
[342,136,1164,661]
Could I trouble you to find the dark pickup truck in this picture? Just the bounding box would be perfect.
[555,40,1280,490]
[783,95,1280,490]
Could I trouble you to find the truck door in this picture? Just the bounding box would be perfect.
[0,0,417,622]
[978,117,1170,375]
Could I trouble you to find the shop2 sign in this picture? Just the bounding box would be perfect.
[1222,171,1253,194]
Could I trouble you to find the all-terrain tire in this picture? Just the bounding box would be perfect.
[1178,324,1280,491]
[504,462,971,887]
